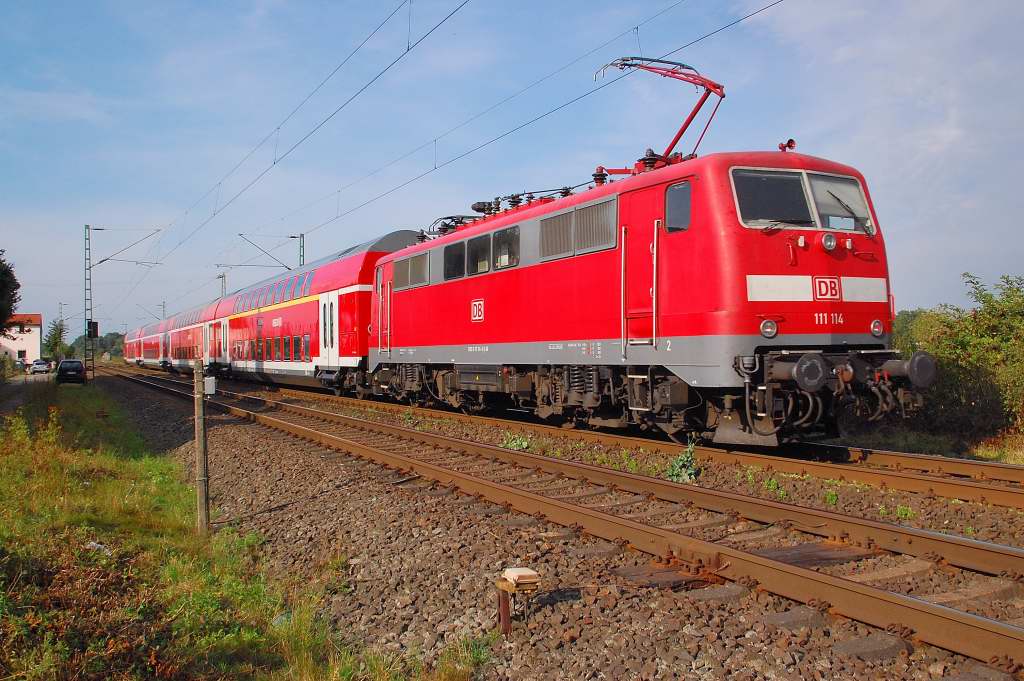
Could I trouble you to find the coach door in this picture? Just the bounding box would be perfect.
[620,185,664,351]
[318,291,339,368]
[375,266,391,357]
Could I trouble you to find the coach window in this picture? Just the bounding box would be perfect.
[322,304,327,348]
[293,336,301,361]
[467,234,490,275]
[283,335,291,361]
[294,273,306,298]
[666,181,692,232]
[444,242,465,280]
[493,226,520,269]
[302,334,311,361]
[302,273,314,297]
[287,276,299,300]
[264,338,272,360]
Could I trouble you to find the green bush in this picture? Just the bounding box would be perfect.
[894,274,1024,440]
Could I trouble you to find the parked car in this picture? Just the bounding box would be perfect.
[55,359,86,384]
[29,359,50,374]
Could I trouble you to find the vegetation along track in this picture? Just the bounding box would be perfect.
[118,366,1024,510]
[110,367,1024,671]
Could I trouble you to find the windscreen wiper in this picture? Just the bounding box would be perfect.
[827,190,861,220]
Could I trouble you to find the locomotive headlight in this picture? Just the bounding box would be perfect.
[760,319,779,338]
[870,319,884,337]
[821,233,837,251]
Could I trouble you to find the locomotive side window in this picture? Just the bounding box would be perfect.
[408,253,428,287]
[807,173,874,233]
[467,235,490,275]
[666,181,692,232]
[540,212,573,260]
[492,226,519,269]
[575,200,616,251]
[443,242,465,280]
[393,259,410,289]
[732,169,815,228]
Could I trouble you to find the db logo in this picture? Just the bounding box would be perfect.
[470,299,485,322]
[813,276,841,301]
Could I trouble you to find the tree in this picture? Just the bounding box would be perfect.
[0,250,20,338]
[43,319,70,360]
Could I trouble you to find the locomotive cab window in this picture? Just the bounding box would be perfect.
[666,181,692,232]
[444,242,465,280]
[732,169,815,229]
[467,235,490,275]
[807,173,874,234]
[492,226,519,269]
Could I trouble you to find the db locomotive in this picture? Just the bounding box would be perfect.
[125,58,935,445]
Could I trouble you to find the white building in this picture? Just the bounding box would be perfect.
[2,314,42,365]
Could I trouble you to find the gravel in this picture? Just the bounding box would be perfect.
[98,375,1014,680]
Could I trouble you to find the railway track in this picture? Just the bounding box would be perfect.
[115,365,1024,510]
[109,367,1024,671]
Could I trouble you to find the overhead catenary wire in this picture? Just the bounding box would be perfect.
[126,0,695,313]
[109,0,468,318]
[130,0,783,326]
[295,0,785,241]
[159,0,471,264]
[244,0,692,238]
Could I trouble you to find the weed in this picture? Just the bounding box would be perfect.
[500,432,531,452]
[895,505,915,520]
[776,488,788,501]
[745,467,757,485]
[824,490,839,506]
[763,478,779,493]
[965,526,975,536]
[877,505,888,517]
[665,436,700,484]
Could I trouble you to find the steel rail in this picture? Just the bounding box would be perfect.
[113,370,1024,667]
[110,367,1024,507]
[213,383,1024,579]
[112,367,1024,507]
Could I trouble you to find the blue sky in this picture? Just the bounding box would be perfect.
[2,0,1022,335]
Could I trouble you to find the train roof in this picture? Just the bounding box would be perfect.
[129,229,419,337]
[377,150,866,261]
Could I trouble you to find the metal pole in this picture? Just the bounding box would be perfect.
[299,233,305,266]
[160,301,166,318]
[194,359,210,535]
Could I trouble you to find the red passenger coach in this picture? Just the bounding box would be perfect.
[126,231,419,387]
[128,57,934,446]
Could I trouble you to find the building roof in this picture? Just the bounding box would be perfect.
[7,314,42,326]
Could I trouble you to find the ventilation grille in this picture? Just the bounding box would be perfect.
[540,212,573,259]
[575,200,615,253]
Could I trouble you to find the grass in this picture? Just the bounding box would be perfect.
[834,424,1024,464]
[0,382,494,680]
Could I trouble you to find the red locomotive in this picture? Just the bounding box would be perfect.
[126,58,935,445]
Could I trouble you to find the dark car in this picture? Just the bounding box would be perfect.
[55,359,86,384]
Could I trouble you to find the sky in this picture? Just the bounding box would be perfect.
[2,0,1022,336]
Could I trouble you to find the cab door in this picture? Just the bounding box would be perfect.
[318,291,339,368]
[620,185,664,348]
